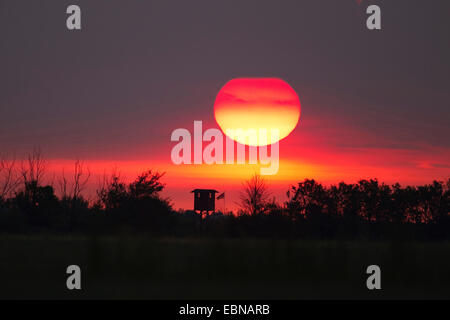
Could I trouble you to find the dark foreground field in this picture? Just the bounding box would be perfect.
[0,236,449,299]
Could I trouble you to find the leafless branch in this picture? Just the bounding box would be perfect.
[20,148,46,186]
[0,156,20,199]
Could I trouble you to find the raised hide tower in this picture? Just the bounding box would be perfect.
[191,189,218,213]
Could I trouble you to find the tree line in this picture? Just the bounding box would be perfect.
[1,151,449,240]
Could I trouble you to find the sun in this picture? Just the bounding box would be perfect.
[214,78,301,146]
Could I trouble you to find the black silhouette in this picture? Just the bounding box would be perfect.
[0,153,449,240]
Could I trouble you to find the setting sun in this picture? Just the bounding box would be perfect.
[214,78,301,146]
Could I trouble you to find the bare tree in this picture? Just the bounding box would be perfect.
[58,160,91,200]
[239,173,270,215]
[73,160,91,199]
[58,168,69,199]
[20,148,46,186]
[0,156,20,199]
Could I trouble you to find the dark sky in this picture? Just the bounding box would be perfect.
[1,0,449,163]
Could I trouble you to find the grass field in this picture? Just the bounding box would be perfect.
[0,235,449,299]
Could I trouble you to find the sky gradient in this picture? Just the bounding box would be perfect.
[1,0,449,210]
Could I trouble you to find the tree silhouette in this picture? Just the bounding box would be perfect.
[129,170,165,200]
[0,156,20,201]
[96,174,128,210]
[239,173,269,215]
[14,181,60,227]
[20,148,46,187]
[286,179,328,218]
